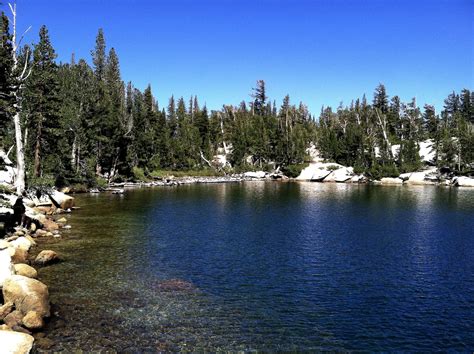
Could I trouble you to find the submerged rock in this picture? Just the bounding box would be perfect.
[0,330,34,354]
[155,279,195,292]
[34,250,59,266]
[56,217,67,224]
[2,275,50,318]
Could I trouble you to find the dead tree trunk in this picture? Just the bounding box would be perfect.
[9,2,32,195]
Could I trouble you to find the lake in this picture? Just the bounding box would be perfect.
[36,182,474,351]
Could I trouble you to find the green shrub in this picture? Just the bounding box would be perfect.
[132,167,148,182]
[95,177,108,188]
[281,163,309,178]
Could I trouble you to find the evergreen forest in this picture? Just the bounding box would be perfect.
[1,20,473,189]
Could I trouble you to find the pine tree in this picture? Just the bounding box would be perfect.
[24,25,60,178]
[373,83,389,114]
[252,80,266,116]
[0,12,15,141]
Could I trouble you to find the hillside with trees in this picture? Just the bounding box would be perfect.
[1,19,473,191]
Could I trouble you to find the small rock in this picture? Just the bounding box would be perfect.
[14,264,38,279]
[45,232,53,237]
[0,330,34,354]
[56,217,67,224]
[25,235,36,246]
[11,325,32,335]
[42,219,59,232]
[63,225,72,230]
[34,250,59,266]
[30,223,37,232]
[35,229,47,237]
[0,324,12,331]
[35,336,55,350]
[0,301,14,320]
[3,310,23,328]
[22,311,44,329]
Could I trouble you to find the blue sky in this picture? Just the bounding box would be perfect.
[6,0,474,115]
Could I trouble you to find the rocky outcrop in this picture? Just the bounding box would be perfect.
[296,163,355,182]
[34,250,59,266]
[0,330,34,354]
[453,176,474,187]
[2,275,50,318]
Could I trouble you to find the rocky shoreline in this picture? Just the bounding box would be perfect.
[0,192,72,353]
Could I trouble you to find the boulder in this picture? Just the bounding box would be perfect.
[296,162,345,181]
[453,176,474,187]
[51,190,75,210]
[350,174,366,183]
[13,264,37,279]
[9,237,34,252]
[22,311,44,329]
[243,171,266,179]
[323,167,354,182]
[9,248,28,264]
[0,330,34,354]
[405,168,438,185]
[34,250,59,266]
[0,249,15,288]
[380,177,404,185]
[42,219,59,232]
[2,275,50,317]
[0,301,13,320]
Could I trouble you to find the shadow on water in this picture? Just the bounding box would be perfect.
[34,182,474,352]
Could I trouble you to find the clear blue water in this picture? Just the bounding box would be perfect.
[37,182,474,351]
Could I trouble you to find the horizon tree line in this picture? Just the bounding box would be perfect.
[1,17,473,190]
